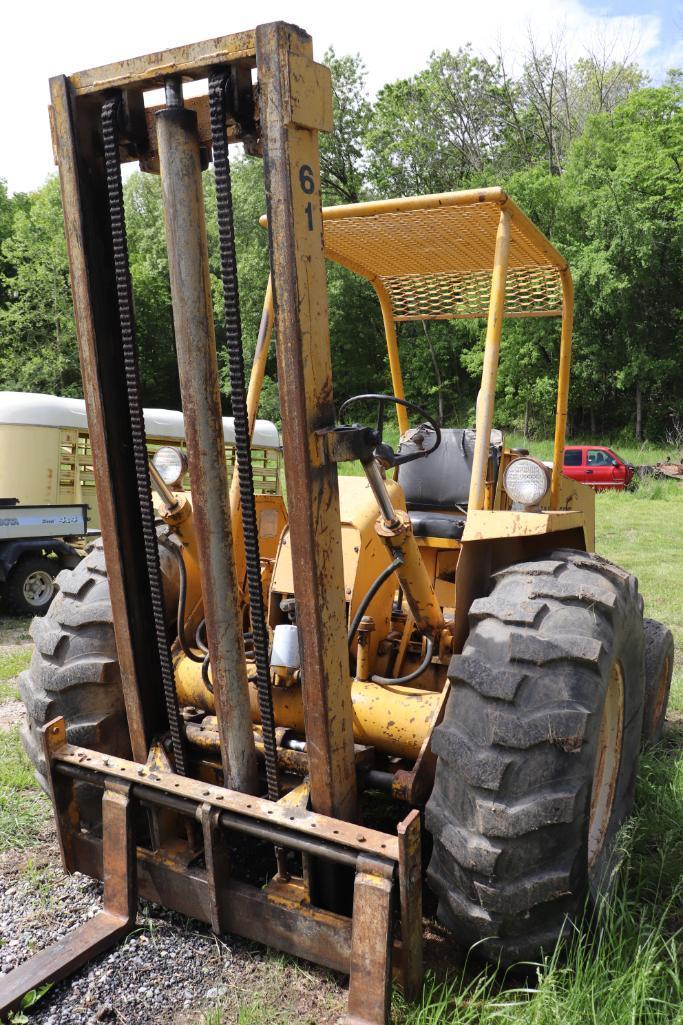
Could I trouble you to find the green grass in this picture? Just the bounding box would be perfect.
[0,728,48,851]
[0,680,20,703]
[596,487,683,711]
[393,739,683,1025]
[0,649,31,704]
[0,650,31,681]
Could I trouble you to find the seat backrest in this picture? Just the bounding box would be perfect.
[398,428,475,509]
[397,427,501,509]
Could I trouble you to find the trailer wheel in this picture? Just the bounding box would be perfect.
[425,549,645,966]
[4,555,57,616]
[641,618,673,745]
[19,534,178,799]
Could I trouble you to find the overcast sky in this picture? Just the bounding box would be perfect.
[2,0,681,195]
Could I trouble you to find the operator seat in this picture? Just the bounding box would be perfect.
[397,427,501,541]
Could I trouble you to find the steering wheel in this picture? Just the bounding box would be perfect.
[338,393,441,468]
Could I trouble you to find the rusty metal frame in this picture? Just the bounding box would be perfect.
[257,22,358,821]
[1,720,422,1023]
[23,25,425,1022]
[50,74,170,760]
[156,91,258,794]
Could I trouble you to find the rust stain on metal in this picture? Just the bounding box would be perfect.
[343,855,395,1025]
[257,21,357,821]
[157,102,257,794]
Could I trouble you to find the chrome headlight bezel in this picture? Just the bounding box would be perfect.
[503,456,550,509]
[152,446,187,489]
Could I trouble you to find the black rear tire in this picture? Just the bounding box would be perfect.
[425,549,645,966]
[641,618,674,745]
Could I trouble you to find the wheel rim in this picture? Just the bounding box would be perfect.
[588,661,624,873]
[22,569,55,607]
[651,656,671,733]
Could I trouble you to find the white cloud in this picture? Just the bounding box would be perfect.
[0,0,677,194]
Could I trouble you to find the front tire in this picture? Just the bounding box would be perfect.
[425,549,645,965]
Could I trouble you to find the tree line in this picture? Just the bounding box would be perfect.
[0,37,681,441]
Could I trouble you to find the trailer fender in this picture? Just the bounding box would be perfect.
[0,538,82,582]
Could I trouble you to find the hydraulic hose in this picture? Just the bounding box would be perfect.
[195,619,213,694]
[168,540,203,664]
[347,553,404,647]
[372,633,434,686]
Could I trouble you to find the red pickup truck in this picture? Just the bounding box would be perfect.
[561,445,634,490]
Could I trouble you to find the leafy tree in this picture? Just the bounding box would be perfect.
[0,46,679,446]
[320,50,372,204]
[496,35,646,176]
[124,171,179,407]
[367,48,504,196]
[0,177,78,395]
[0,179,16,306]
[562,83,683,439]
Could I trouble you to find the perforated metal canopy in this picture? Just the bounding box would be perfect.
[319,188,568,322]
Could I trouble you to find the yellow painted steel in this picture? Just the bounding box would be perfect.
[468,209,511,511]
[462,508,586,542]
[258,188,575,506]
[375,511,444,637]
[159,495,204,637]
[174,652,443,761]
[375,282,409,435]
[272,476,407,668]
[246,278,274,431]
[258,21,358,821]
[260,189,568,322]
[551,269,574,510]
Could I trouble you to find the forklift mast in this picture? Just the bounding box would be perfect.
[1,24,422,1025]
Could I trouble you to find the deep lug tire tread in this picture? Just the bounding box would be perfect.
[19,538,130,792]
[425,548,645,965]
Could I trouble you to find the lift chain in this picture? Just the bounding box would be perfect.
[101,95,187,776]
[208,71,280,800]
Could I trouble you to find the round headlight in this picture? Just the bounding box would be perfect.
[503,457,549,508]
[152,446,187,488]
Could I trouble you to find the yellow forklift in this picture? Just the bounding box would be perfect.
[3,21,674,1023]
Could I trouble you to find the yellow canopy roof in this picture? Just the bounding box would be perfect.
[319,188,568,322]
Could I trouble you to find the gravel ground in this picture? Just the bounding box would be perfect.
[0,831,346,1024]
[0,699,24,730]
[0,671,465,1025]
[0,609,467,1024]
[0,611,346,1024]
